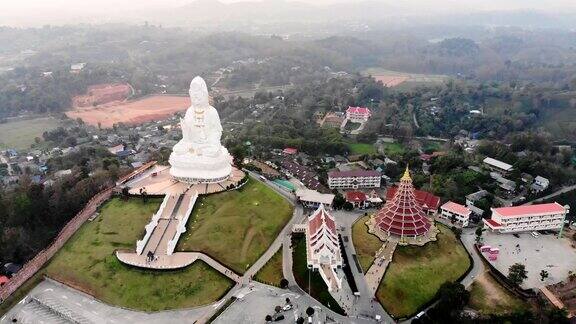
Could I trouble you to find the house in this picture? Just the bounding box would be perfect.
[483,157,513,175]
[440,201,472,227]
[296,189,335,209]
[346,106,371,123]
[465,189,489,216]
[3,263,21,276]
[483,202,570,233]
[305,205,343,292]
[70,62,86,73]
[345,191,369,209]
[0,275,8,287]
[328,170,381,189]
[283,147,298,155]
[531,176,550,192]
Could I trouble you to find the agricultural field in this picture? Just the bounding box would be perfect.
[65,95,190,128]
[0,117,60,150]
[45,198,234,311]
[376,225,471,318]
[363,68,448,89]
[177,178,293,274]
[351,216,383,273]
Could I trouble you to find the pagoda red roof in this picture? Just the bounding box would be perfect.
[346,106,371,115]
[308,206,337,236]
[346,191,367,202]
[493,202,566,217]
[386,187,440,211]
[375,169,432,237]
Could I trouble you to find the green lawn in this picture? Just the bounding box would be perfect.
[469,272,528,316]
[45,197,234,311]
[376,224,471,318]
[348,142,376,155]
[255,247,283,287]
[382,142,405,156]
[351,216,383,273]
[0,117,60,150]
[291,234,346,315]
[177,178,293,273]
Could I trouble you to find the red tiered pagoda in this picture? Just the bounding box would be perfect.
[373,167,432,239]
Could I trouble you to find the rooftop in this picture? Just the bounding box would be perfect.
[483,157,513,171]
[493,202,567,217]
[328,169,380,178]
[296,189,335,205]
[441,201,471,216]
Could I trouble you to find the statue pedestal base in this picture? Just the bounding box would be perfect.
[168,148,233,184]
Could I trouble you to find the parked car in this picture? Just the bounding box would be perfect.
[274,314,285,321]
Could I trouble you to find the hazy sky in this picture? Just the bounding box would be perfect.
[2,0,576,27]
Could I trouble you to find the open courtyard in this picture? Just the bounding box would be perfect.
[177,178,293,274]
[376,224,471,318]
[481,230,576,289]
[45,197,234,311]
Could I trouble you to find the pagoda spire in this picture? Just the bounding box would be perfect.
[401,164,411,181]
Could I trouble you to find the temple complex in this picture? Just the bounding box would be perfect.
[368,167,438,245]
[305,204,343,291]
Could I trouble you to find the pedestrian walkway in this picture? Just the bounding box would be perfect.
[365,240,397,296]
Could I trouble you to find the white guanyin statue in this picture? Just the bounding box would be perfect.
[169,76,232,183]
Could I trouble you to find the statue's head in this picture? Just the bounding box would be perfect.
[189,76,209,107]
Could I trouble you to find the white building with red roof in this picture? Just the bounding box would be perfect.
[346,106,371,123]
[345,191,369,209]
[328,169,381,189]
[306,204,343,291]
[440,201,472,227]
[483,202,570,233]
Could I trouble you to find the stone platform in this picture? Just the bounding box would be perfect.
[125,164,245,196]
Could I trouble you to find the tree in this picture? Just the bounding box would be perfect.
[265,314,272,322]
[475,225,484,244]
[343,202,354,211]
[296,317,305,324]
[274,305,282,313]
[285,297,291,304]
[280,278,289,289]
[451,226,462,240]
[546,308,569,324]
[508,263,528,286]
[540,270,549,282]
[306,306,315,316]
[435,281,470,314]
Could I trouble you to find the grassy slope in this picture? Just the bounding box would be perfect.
[376,224,471,318]
[177,178,293,274]
[45,197,233,311]
[0,117,60,150]
[351,216,383,273]
[469,272,528,316]
[254,248,283,287]
[291,234,346,315]
[383,143,405,156]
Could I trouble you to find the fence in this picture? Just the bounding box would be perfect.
[0,188,113,303]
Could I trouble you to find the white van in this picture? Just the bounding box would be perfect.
[531,231,539,238]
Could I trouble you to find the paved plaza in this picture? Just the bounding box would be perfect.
[482,231,576,288]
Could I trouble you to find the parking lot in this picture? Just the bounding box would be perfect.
[482,231,576,288]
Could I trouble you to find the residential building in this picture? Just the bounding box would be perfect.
[282,147,298,155]
[466,189,489,216]
[328,170,380,189]
[483,157,513,174]
[440,201,472,227]
[296,189,335,209]
[531,176,550,192]
[281,159,328,192]
[305,205,343,291]
[346,106,371,123]
[483,202,570,233]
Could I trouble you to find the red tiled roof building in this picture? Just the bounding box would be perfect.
[373,167,432,239]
